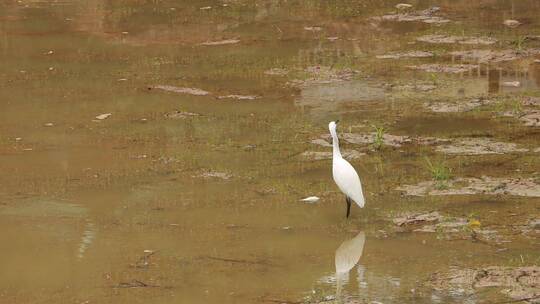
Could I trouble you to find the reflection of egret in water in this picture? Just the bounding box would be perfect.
[0,199,96,259]
[334,231,365,300]
[77,220,96,259]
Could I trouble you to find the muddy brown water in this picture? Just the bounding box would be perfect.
[1,1,539,304]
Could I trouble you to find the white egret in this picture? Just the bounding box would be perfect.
[329,121,365,218]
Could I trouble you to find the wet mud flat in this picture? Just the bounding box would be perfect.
[1,1,540,304]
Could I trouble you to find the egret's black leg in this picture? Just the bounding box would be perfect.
[345,196,352,218]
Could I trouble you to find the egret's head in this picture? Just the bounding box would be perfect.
[328,120,339,133]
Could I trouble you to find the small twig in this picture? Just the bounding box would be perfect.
[284,149,309,160]
[491,295,540,304]
[114,279,159,288]
[262,298,301,304]
[202,255,277,267]
[131,250,158,268]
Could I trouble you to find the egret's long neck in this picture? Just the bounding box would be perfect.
[331,129,342,159]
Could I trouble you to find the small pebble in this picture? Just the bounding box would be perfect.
[503,19,521,28]
[502,81,520,87]
[396,3,413,10]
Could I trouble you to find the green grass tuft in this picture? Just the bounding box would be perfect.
[371,124,385,150]
[424,157,452,189]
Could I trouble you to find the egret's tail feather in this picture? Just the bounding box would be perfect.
[353,196,365,208]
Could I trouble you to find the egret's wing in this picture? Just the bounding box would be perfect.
[333,158,365,207]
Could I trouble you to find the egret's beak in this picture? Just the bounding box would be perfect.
[335,120,340,124]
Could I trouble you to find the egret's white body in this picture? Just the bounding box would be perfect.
[329,121,365,217]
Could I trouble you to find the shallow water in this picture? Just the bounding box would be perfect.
[1,1,539,303]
